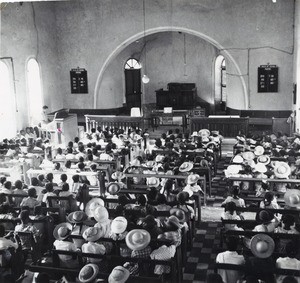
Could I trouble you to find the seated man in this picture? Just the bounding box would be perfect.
[216,236,245,283]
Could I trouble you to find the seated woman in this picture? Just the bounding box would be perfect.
[20,187,40,209]
[221,202,244,231]
[154,194,171,212]
[222,186,246,208]
[259,191,280,209]
[253,209,279,232]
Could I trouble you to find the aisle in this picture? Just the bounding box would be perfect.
[183,222,222,283]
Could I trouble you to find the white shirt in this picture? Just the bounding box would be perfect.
[216,251,245,283]
[276,257,300,283]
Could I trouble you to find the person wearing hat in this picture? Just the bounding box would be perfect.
[183,173,203,195]
[161,215,182,247]
[245,234,276,283]
[53,222,79,268]
[284,188,300,209]
[82,227,106,264]
[67,211,89,248]
[276,241,300,283]
[174,191,195,222]
[108,266,130,283]
[140,215,163,239]
[78,263,100,283]
[216,236,245,283]
[124,229,152,275]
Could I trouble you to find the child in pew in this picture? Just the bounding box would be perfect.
[42,183,57,207]
[221,202,244,232]
[59,183,78,212]
[12,180,27,207]
[259,191,280,209]
[31,177,45,202]
[222,186,246,208]
[20,187,40,209]
[54,147,66,160]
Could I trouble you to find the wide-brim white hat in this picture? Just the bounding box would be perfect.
[226,165,242,175]
[67,211,88,224]
[242,151,255,161]
[82,226,104,242]
[254,163,267,173]
[232,155,244,164]
[111,216,127,234]
[191,131,198,137]
[274,162,291,179]
[108,266,130,283]
[85,198,105,218]
[284,189,300,208]
[78,264,99,283]
[107,182,121,195]
[257,155,270,165]
[198,129,210,137]
[155,155,164,163]
[146,177,160,188]
[125,229,151,251]
[111,171,125,181]
[179,162,193,172]
[53,222,72,240]
[250,234,275,258]
[186,174,200,185]
[254,145,264,156]
[94,206,109,223]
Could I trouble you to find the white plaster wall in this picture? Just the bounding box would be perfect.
[0,2,62,130]
[1,0,295,114]
[294,0,300,132]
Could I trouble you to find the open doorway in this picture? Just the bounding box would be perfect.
[124,58,141,110]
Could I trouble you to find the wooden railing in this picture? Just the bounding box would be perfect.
[190,117,249,137]
[85,115,144,133]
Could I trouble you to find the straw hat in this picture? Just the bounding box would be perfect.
[53,222,72,240]
[284,189,300,208]
[107,182,121,195]
[186,174,200,185]
[125,229,151,251]
[254,146,264,156]
[111,171,125,181]
[226,165,242,175]
[250,234,275,258]
[82,226,104,242]
[236,136,246,143]
[146,177,160,188]
[257,155,270,165]
[108,266,130,283]
[198,129,210,137]
[78,264,99,283]
[67,211,88,224]
[274,162,291,179]
[94,206,109,224]
[111,216,128,234]
[170,208,186,223]
[82,242,106,257]
[165,215,182,229]
[179,162,193,172]
[191,131,198,137]
[155,155,164,163]
[130,158,141,167]
[145,160,156,168]
[85,198,105,218]
[232,155,244,164]
[242,151,255,161]
[254,163,267,173]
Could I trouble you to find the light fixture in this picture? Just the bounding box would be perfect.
[142,0,149,84]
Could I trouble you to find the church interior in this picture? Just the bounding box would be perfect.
[0,0,300,282]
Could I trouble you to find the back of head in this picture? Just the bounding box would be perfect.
[45,182,53,192]
[72,174,80,183]
[206,273,224,283]
[156,193,167,205]
[65,160,72,168]
[46,173,54,182]
[28,187,37,198]
[60,174,67,182]
[225,201,237,213]
[14,180,23,190]
[285,241,298,258]
[31,177,39,186]
[62,183,70,192]
[137,195,146,206]
[264,192,274,203]
[282,276,298,283]
[177,191,189,205]
[4,181,12,190]
[20,209,30,223]
[226,236,239,251]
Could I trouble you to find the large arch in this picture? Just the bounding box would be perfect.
[94,26,248,109]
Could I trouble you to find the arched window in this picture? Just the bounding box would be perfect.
[0,60,16,140]
[215,55,227,112]
[27,58,43,126]
[124,58,141,110]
